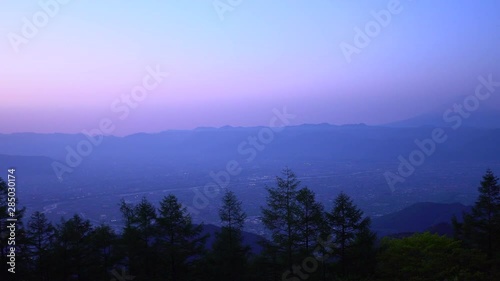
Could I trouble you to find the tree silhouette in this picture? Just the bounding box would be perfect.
[453,169,500,278]
[26,211,55,281]
[326,192,372,277]
[210,190,250,281]
[261,167,303,272]
[53,214,94,281]
[296,187,325,255]
[156,194,207,281]
[89,224,118,280]
[119,197,158,279]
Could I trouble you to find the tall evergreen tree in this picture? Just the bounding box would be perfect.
[210,190,250,281]
[156,194,207,281]
[26,211,55,281]
[119,197,158,280]
[261,167,303,272]
[89,224,118,280]
[326,192,373,277]
[53,214,95,281]
[296,187,325,255]
[453,169,500,277]
[470,170,500,257]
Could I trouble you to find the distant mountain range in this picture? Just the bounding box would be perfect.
[1,123,499,168]
[372,202,471,237]
[0,124,499,194]
[0,123,497,227]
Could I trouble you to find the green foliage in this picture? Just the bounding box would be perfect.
[377,232,487,281]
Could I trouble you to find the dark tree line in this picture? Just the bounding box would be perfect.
[259,168,376,280]
[0,168,499,280]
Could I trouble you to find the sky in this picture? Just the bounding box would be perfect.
[1,0,499,135]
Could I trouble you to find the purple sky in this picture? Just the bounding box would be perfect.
[1,0,499,135]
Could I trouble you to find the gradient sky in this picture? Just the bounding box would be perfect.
[1,0,499,135]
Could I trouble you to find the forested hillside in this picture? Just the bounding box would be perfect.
[0,168,499,280]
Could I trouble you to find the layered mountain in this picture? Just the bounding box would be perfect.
[372,202,472,237]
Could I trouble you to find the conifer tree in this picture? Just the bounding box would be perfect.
[326,192,373,277]
[261,167,303,272]
[156,194,207,281]
[119,197,158,279]
[26,211,55,281]
[53,214,94,280]
[89,224,118,280]
[296,187,325,255]
[453,169,500,277]
[210,190,250,281]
